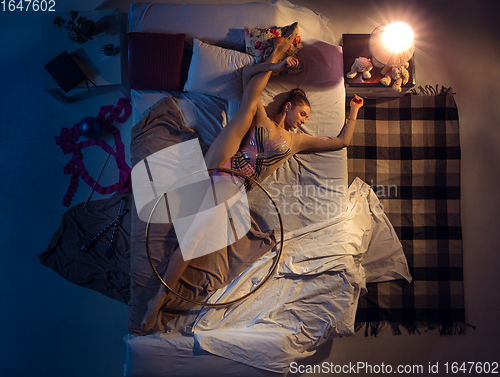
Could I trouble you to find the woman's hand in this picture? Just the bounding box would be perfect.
[277,56,299,70]
[350,94,364,110]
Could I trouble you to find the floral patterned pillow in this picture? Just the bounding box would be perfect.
[244,24,302,76]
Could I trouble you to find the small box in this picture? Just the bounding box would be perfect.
[44,51,87,93]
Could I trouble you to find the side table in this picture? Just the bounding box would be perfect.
[341,34,415,98]
[42,9,128,104]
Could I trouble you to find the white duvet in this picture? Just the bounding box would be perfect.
[191,178,410,373]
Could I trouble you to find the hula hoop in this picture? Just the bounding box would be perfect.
[145,167,283,307]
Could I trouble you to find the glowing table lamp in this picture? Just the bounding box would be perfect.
[369,22,414,68]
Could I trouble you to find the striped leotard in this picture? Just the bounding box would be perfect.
[212,124,292,191]
[230,125,291,189]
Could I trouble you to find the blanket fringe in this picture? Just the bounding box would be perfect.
[407,84,455,96]
[355,321,475,337]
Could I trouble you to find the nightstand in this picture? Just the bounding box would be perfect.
[341,34,415,98]
[42,9,128,104]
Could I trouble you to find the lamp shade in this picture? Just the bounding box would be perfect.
[369,22,414,67]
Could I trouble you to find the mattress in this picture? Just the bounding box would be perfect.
[124,332,285,377]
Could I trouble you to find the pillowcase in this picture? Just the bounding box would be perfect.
[244,24,303,76]
[128,32,185,91]
[183,39,256,101]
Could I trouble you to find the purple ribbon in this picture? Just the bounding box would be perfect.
[56,97,132,207]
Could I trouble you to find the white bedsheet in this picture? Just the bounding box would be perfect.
[191,178,410,374]
[124,178,411,375]
[124,333,283,377]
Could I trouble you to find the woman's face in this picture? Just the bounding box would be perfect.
[285,104,310,130]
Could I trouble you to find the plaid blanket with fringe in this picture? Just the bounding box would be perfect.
[348,88,472,336]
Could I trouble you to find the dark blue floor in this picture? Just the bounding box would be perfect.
[1,4,130,376]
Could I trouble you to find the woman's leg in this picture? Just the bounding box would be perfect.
[204,22,300,170]
[140,246,189,333]
[140,24,299,333]
[141,180,244,333]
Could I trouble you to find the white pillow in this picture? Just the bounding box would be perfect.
[183,39,256,102]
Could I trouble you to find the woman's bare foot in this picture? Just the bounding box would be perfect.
[140,291,167,333]
[282,22,299,40]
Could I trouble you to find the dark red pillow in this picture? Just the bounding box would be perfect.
[128,32,185,91]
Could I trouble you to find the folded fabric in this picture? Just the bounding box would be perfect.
[38,192,132,304]
[128,32,186,91]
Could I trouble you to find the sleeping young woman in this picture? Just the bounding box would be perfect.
[141,22,364,333]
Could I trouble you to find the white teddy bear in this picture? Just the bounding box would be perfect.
[346,57,373,79]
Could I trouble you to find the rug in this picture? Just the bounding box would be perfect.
[348,87,472,335]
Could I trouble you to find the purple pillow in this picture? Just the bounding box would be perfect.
[128,32,185,91]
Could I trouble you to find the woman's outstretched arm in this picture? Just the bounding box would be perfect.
[296,95,364,153]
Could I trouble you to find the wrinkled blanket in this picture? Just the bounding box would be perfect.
[39,192,132,304]
[128,97,277,334]
[349,93,468,335]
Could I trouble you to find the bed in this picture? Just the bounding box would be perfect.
[123,1,411,376]
[39,1,413,376]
